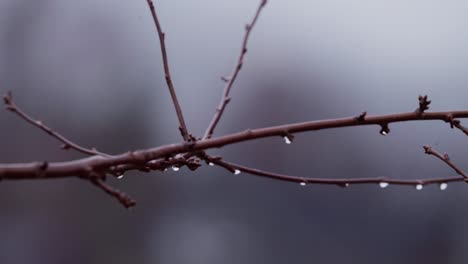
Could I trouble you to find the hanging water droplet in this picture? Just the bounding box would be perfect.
[163,168,168,172]
[440,183,448,190]
[380,130,387,136]
[172,166,180,172]
[283,136,292,144]
[345,183,350,187]
[208,162,215,166]
[300,182,306,186]
[234,169,241,175]
[379,182,389,188]
[117,173,124,179]
[416,184,423,190]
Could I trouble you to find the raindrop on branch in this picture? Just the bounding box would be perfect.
[172,166,180,172]
[440,183,448,190]
[283,136,292,144]
[416,184,423,190]
[300,182,306,186]
[117,173,124,179]
[208,162,215,166]
[379,182,389,188]
[234,169,241,175]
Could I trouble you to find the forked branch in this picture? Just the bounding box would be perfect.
[203,0,268,139]
[1,0,467,208]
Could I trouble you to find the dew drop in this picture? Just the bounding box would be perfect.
[380,130,387,136]
[208,162,215,166]
[416,184,423,190]
[283,136,292,144]
[300,182,306,186]
[379,182,389,188]
[234,169,241,175]
[345,183,350,187]
[117,173,124,179]
[172,166,180,172]
[440,183,448,190]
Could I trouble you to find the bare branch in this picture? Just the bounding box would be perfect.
[3,92,110,157]
[423,145,467,179]
[208,157,462,188]
[2,108,468,182]
[145,0,190,141]
[203,0,268,139]
[89,177,136,208]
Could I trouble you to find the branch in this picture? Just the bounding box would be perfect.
[89,177,136,208]
[2,107,467,180]
[423,145,467,179]
[3,92,110,157]
[145,0,190,141]
[207,157,462,188]
[2,93,468,207]
[203,0,268,139]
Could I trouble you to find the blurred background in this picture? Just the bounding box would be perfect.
[1,0,468,263]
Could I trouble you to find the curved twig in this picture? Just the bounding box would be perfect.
[203,0,268,139]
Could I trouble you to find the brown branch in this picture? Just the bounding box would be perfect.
[3,92,110,157]
[89,178,136,208]
[451,119,468,136]
[203,0,268,139]
[145,0,190,141]
[2,108,468,181]
[207,157,461,188]
[423,145,467,179]
[2,92,468,206]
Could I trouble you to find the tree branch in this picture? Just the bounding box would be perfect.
[3,92,110,157]
[207,156,463,188]
[2,97,467,183]
[203,0,268,139]
[145,0,190,141]
[2,0,467,209]
[423,145,467,179]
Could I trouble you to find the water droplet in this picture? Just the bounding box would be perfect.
[172,166,180,172]
[380,130,387,136]
[300,182,306,186]
[117,173,124,179]
[283,136,292,144]
[163,168,168,172]
[440,183,448,190]
[379,182,389,188]
[208,162,215,166]
[416,184,423,190]
[345,183,350,187]
[234,169,241,175]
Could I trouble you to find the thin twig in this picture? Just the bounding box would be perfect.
[89,178,136,208]
[3,92,110,157]
[208,157,462,187]
[423,145,467,179]
[203,0,268,139]
[145,0,190,141]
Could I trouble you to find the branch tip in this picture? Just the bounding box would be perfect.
[356,111,367,122]
[417,95,431,113]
